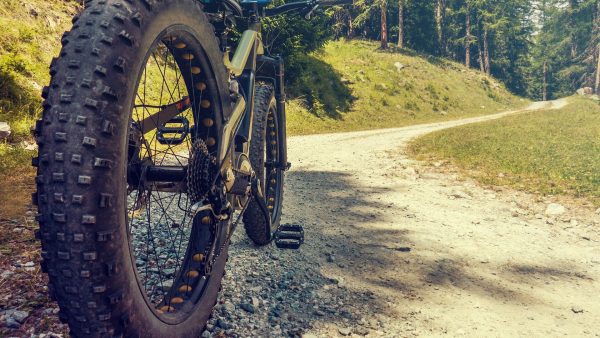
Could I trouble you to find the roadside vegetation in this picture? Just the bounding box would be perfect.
[0,0,78,220]
[408,97,600,204]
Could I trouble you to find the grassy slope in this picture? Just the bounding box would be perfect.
[408,97,600,204]
[0,1,78,220]
[287,39,527,135]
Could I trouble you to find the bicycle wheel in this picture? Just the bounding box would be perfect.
[32,1,231,336]
[242,85,285,245]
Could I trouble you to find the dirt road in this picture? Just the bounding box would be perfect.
[215,99,600,337]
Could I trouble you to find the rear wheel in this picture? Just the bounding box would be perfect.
[243,85,285,245]
[32,1,231,336]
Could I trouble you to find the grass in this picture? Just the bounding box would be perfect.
[0,0,79,140]
[408,97,600,204]
[286,39,528,135]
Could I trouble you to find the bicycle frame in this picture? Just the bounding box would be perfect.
[219,20,289,176]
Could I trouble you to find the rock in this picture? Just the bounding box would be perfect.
[1,270,14,279]
[5,317,20,329]
[251,296,260,308]
[302,334,319,338]
[160,280,173,292]
[439,111,448,116]
[223,302,235,314]
[337,327,352,336]
[374,83,388,91]
[341,77,354,84]
[393,62,405,72]
[353,326,371,336]
[326,254,335,263]
[11,310,29,323]
[450,190,470,199]
[545,203,566,216]
[240,303,255,314]
[23,261,35,267]
[21,141,37,151]
[216,318,233,330]
[571,306,584,314]
[576,87,593,96]
[595,208,600,215]
[0,122,10,140]
[201,330,211,338]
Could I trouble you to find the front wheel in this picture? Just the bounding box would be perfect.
[33,1,231,336]
[243,85,285,245]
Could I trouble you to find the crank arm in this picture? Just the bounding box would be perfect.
[251,177,272,233]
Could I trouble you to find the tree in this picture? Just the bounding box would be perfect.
[381,0,388,48]
[596,44,600,93]
[465,3,472,67]
[436,0,447,55]
[398,0,404,48]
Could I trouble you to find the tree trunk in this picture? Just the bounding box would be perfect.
[381,0,388,49]
[478,47,485,72]
[347,12,354,38]
[436,0,446,55]
[465,6,471,68]
[569,0,578,59]
[543,61,548,101]
[398,0,404,48]
[477,29,485,72]
[596,44,600,94]
[483,28,491,75]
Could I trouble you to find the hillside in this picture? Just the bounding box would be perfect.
[286,40,527,135]
[0,1,527,218]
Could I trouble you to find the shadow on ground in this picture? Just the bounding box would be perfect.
[287,55,354,120]
[230,168,597,335]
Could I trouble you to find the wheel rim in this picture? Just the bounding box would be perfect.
[264,102,283,224]
[125,28,222,323]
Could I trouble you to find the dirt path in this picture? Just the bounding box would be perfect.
[284,98,600,336]
[211,99,600,338]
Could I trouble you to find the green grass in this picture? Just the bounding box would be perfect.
[408,97,600,203]
[0,0,79,142]
[286,39,528,135]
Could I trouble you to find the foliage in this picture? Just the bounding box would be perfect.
[408,97,600,203]
[527,0,598,99]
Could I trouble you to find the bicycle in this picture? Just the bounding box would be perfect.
[31,0,349,335]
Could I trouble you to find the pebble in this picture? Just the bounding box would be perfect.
[338,326,352,336]
[240,303,255,313]
[353,326,371,336]
[216,318,233,330]
[571,307,584,314]
[11,310,29,323]
[1,270,14,279]
[5,317,20,329]
[545,203,566,216]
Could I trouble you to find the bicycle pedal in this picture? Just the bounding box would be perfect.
[274,224,304,249]
[157,116,189,145]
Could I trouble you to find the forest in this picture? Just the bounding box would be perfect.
[266,0,600,100]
